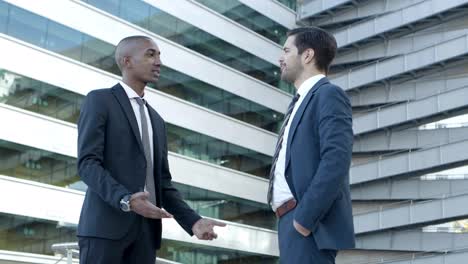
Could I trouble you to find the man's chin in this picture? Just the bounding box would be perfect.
[146,77,159,84]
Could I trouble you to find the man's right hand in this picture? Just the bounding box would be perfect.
[129,192,173,219]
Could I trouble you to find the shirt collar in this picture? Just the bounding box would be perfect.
[120,81,144,100]
[296,74,325,97]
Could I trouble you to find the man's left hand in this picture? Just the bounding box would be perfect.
[293,220,311,237]
[192,218,227,240]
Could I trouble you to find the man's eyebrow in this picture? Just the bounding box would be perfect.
[146,48,161,54]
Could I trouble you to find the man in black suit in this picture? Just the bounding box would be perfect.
[77,35,226,263]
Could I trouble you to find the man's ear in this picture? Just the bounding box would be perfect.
[303,49,315,65]
[123,56,132,69]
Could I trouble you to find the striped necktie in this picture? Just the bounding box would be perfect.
[267,93,300,206]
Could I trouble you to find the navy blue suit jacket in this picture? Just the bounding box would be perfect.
[285,77,355,250]
[76,84,201,247]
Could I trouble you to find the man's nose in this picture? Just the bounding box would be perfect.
[155,57,162,66]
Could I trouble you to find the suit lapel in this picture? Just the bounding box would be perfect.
[285,77,330,170]
[111,84,144,154]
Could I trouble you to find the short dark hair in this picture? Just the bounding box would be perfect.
[287,27,337,74]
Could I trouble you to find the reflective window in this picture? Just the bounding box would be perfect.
[0,2,284,133]
[0,213,278,263]
[0,69,273,178]
[276,0,296,10]
[45,21,83,61]
[7,5,47,47]
[81,34,120,75]
[86,0,120,16]
[0,70,83,123]
[151,67,284,132]
[194,0,288,45]
[80,0,294,93]
[160,240,279,264]
[174,183,276,230]
[0,139,275,230]
[167,124,271,178]
[120,0,149,28]
[0,213,76,256]
[0,1,8,33]
[0,140,78,187]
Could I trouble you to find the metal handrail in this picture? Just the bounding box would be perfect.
[420,121,468,129]
[51,243,79,264]
[354,99,407,115]
[421,173,468,180]
[51,242,183,264]
[351,145,410,166]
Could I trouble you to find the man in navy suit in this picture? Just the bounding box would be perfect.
[77,35,225,264]
[267,27,355,263]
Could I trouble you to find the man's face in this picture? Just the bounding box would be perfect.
[128,39,162,84]
[279,35,303,84]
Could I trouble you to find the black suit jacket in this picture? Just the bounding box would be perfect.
[76,84,201,247]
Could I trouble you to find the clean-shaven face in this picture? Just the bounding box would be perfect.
[279,35,303,84]
[130,39,162,85]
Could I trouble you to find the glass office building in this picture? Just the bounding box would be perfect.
[0,0,296,263]
[5,1,468,263]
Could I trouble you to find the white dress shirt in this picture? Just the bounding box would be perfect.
[272,74,325,211]
[119,81,154,164]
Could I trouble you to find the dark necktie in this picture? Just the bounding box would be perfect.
[267,93,300,206]
[135,97,157,205]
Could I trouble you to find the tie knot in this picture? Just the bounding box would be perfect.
[293,93,300,103]
[135,97,146,107]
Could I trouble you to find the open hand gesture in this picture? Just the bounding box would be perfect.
[130,192,173,219]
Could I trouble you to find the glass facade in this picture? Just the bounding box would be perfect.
[160,240,278,264]
[151,69,284,133]
[276,0,296,10]
[0,1,286,262]
[0,69,273,178]
[0,139,275,230]
[174,183,276,230]
[0,3,285,133]
[194,0,288,45]
[0,213,278,263]
[0,140,78,187]
[81,0,293,94]
[0,213,76,256]
[0,1,6,33]
[167,124,271,178]
[0,2,119,75]
[0,69,83,123]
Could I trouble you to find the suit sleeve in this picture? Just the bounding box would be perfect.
[160,122,202,235]
[293,85,353,232]
[77,91,130,210]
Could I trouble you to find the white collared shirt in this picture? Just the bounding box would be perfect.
[119,81,154,163]
[272,74,325,211]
